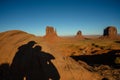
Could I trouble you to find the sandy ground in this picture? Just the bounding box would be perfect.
[0,30,120,80]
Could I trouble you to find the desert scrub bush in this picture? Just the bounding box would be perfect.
[115,57,120,64]
[100,46,111,50]
[92,43,99,47]
[68,44,80,49]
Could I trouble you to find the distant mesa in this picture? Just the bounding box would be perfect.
[46,26,57,35]
[103,26,117,37]
[100,26,120,39]
[75,30,84,39]
[43,26,60,40]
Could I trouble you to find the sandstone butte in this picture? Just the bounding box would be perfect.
[75,30,84,39]
[44,26,57,38]
[100,26,120,39]
[43,26,62,42]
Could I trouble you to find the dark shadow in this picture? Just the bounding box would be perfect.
[10,41,36,80]
[31,45,60,80]
[0,63,10,80]
[102,78,109,80]
[115,41,120,44]
[10,41,60,80]
[71,50,120,68]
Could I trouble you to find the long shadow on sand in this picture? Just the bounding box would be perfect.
[10,41,60,80]
[71,50,120,68]
[0,63,10,80]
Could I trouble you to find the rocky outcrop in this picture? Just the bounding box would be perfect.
[0,30,36,64]
[75,30,84,39]
[100,26,120,39]
[103,26,117,37]
[43,26,61,42]
[44,26,57,38]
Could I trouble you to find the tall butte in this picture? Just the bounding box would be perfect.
[75,30,84,39]
[100,26,120,39]
[44,26,59,40]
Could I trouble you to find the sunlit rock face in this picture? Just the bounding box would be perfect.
[43,26,61,42]
[45,26,57,37]
[100,26,120,39]
[103,26,117,37]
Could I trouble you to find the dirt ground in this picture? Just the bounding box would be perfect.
[0,30,120,80]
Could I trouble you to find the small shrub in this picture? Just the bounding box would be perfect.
[115,57,120,64]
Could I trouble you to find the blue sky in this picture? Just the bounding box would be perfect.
[0,0,120,36]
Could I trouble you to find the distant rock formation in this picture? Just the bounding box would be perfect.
[77,30,82,36]
[44,26,57,38]
[43,26,61,42]
[100,26,120,39]
[75,30,84,39]
[103,26,117,37]
[46,26,57,36]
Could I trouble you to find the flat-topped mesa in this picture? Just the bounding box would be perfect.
[75,30,84,39]
[100,26,120,39]
[44,26,58,38]
[103,26,117,37]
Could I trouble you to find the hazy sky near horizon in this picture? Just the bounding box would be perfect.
[0,0,120,36]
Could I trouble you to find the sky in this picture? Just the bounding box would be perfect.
[0,0,120,36]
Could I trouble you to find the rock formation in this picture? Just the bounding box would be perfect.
[75,30,84,39]
[100,26,120,39]
[44,26,57,38]
[46,26,57,36]
[77,30,82,36]
[43,26,61,42]
[0,30,35,64]
[103,26,117,37]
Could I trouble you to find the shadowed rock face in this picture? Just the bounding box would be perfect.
[77,30,82,36]
[103,26,117,37]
